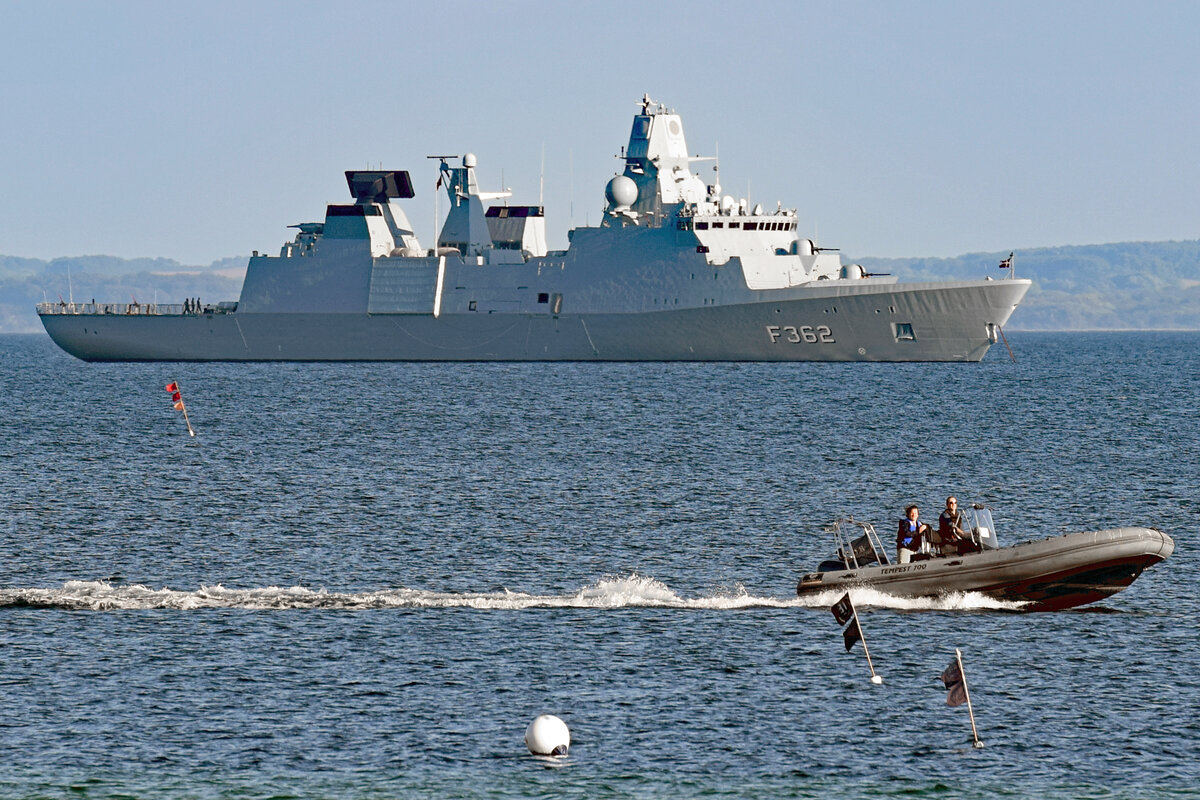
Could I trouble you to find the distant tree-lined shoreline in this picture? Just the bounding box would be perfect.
[4,240,1199,333]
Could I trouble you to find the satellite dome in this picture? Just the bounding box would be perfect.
[605,175,638,210]
[463,152,477,168]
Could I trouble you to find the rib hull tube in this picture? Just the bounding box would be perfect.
[796,527,1175,611]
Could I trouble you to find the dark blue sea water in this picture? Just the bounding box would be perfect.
[1,332,1196,799]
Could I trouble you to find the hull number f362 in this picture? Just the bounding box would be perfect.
[766,324,835,344]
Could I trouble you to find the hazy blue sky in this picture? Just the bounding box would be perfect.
[2,0,1197,265]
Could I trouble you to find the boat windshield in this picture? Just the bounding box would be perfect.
[961,504,1000,550]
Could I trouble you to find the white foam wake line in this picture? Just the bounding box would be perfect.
[0,575,1025,612]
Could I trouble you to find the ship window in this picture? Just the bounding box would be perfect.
[696,245,709,253]
[728,222,740,228]
[744,222,757,230]
[712,222,724,228]
[696,221,709,230]
[469,300,477,311]
[894,322,916,341]
[538,293,549,304]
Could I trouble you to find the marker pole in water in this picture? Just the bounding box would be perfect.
[858,619,883,685]
[164,381,195,437]
[957,648,983,748]
[831,593,883,685]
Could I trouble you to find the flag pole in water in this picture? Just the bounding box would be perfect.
[831,592,883,685]
[941,647,984,748]
[164,381,195,437]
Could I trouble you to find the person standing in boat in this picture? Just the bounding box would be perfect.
[897,505,929,563]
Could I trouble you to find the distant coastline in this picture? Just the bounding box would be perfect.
[857,239,1200,331]
[4,239,1199,334]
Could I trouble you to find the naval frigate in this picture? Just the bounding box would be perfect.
[38,95,1031,362]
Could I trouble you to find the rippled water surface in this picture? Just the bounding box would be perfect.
[1,332,1196,798]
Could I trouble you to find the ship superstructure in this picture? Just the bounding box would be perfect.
[38,95,1030,362]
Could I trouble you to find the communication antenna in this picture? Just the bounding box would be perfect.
[540,142,545,206]
[713,141,721,201]
[427,155,457,252]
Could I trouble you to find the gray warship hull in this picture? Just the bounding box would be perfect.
[797,527,1175,612]
[37,95,1032,363]
[40,278,1027,362]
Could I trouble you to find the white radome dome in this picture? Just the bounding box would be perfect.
[605,175,638,210]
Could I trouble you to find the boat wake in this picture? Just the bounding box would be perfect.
[0,575,1025,612]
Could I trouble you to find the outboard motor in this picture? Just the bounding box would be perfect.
[963,504,1000,550]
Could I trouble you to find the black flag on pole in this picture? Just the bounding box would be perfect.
[828,591,880,681]
[843,618,862,652]
[940,649,983,746]
[941,658,968,707]
[831,592,855,627]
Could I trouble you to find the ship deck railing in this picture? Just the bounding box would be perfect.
[37,302,234,316]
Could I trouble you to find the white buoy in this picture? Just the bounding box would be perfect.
[525,714,570,756]
[871,675,884,685]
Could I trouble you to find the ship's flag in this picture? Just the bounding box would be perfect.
[941,658,968,706]
[165,382,178,393]
[998,252,1014,270]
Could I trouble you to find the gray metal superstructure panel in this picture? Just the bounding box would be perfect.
[367,258,440,314]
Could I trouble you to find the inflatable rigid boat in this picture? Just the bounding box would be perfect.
[796,505,1174,611]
